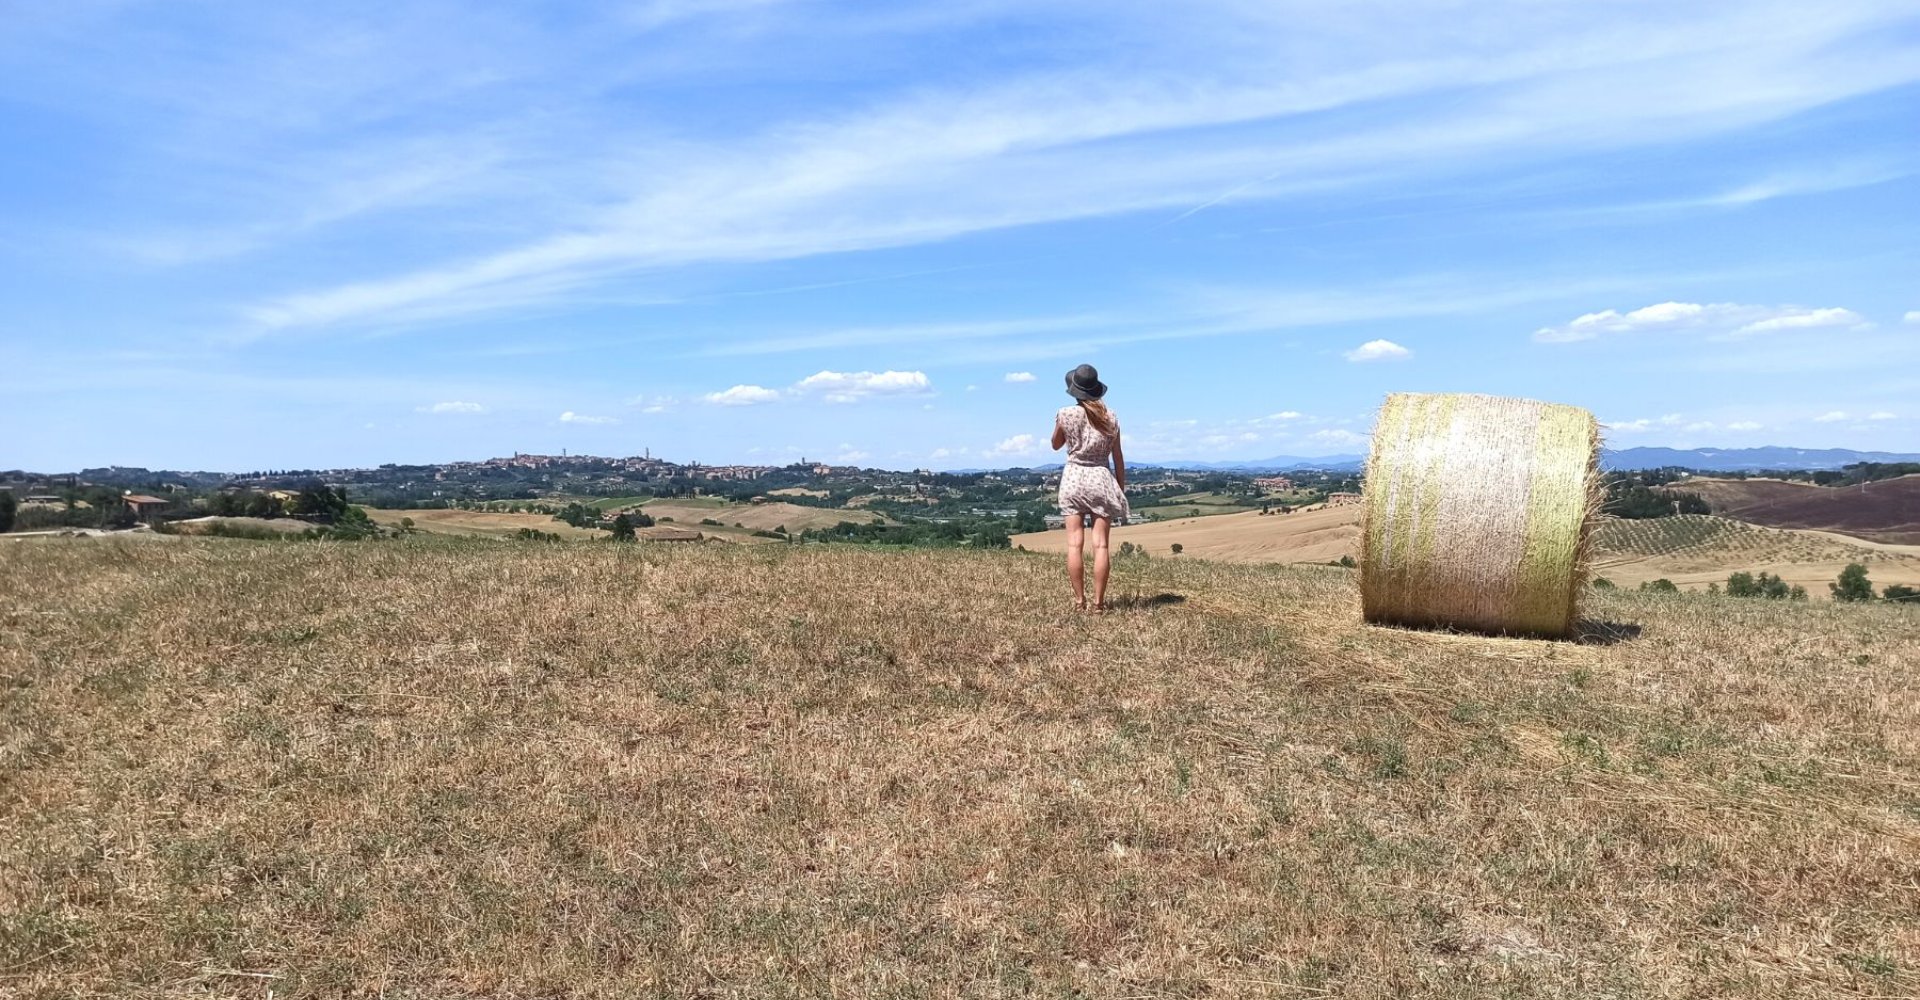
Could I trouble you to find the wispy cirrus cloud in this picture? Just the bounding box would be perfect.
[191,2,1920,335]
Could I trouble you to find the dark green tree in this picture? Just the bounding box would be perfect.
[1171,542,1183,555]
[1726,571,1759,598]
[610,513,636,542]
[1882,583,1919,602]
[1831,563,1874,602]
[0,490,14,533]
[1640,578,1680,594]
[974,525,1011,549]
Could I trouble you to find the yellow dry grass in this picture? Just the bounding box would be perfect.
[169,516,316,536]
[1014,504,1363,564]
[363,508,607,540]
[2,538,1917,998]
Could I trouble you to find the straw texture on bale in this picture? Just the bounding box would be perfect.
[1361,392,1601,638]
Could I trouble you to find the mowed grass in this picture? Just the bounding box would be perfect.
[2,539,1917,998]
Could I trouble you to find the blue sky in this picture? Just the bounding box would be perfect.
[2,0,1917,471]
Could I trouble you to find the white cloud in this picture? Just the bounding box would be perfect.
[1269,411,1303,420]
[1344,339,1411,362]
[793,369,931,403]
[1604,414,1683,433]
[626,394,678,413]
[417,400,486,414]
[1737,308,1864,335]
[834,445,870,463]
[992,433,1039,456]
[1726,421,1764,432]
[1905,312,1920,325]
[1868,411,1897,421]
[1003,371,1036,383]
[559,410,619,425]
[703,384,782,406]
[1812,411,1848,423]
[1310,428,1369,448]
[1535,302,1867,342]
[1683,421,1715,432]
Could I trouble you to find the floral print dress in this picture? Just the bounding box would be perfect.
[1056,405,1129,523]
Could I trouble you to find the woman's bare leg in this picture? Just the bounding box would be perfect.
[1091,516,1112,610]
[1064,514,1087,609]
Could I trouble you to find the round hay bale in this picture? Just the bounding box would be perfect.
[1360,392,1600,638]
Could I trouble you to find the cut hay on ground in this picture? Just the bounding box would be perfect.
[1362,393,1600,638]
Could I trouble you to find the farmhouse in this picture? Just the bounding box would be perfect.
[1254,476,1295,490]
[122,494,169,517]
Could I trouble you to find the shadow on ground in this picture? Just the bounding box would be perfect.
[1573,620,1642,646]
[1110,593,1188,611]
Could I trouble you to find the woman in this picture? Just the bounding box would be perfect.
[1052,364,1128,612]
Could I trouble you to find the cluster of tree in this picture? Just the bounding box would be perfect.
[1829,563,1916,603]
[514,527,563,542]
[0,490,13,533]
[1596,565,1913,603]
[1722,571,1807,601]
[554,503,653,531]
[1603,482,1710,519]
[6,486,141,531]
[802,518,1011,549]
[203,482,353,521]
[164,504,382,541]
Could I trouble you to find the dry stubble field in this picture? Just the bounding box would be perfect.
[2,538,1917,998]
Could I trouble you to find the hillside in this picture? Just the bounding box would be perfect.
[1016,505,1920,598]
[1687,475,1920,544]
[4,539,1915,998]
[1589,514,1920,594]
[1015,504,1363,564]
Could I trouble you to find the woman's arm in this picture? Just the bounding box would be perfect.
[1051,412,1068,451]
[1111,433,1126,490]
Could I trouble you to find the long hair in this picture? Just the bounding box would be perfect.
[1079,399,1116,437]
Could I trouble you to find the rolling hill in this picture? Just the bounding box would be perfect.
[1687,475,1920,544]
[1013,505,1920,598]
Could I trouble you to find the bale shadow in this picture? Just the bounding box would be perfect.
[1573,620,1642,646]
[1109,592,1188,611]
